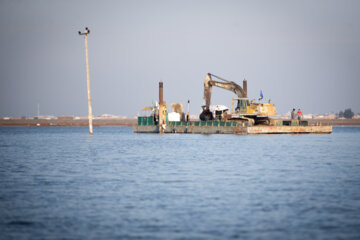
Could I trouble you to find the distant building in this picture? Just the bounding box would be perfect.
[324,114,336,119]
[57,115,74,120]
[98,114,119,119]
[279,112,290,119]
[75,116,89,120]
[301,114,310,119]
[13,116,27,120]
[35,115,56,120]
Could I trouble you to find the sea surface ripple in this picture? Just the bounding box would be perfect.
[0,126,360,240]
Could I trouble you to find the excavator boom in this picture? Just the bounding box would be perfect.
[203,73,246,110]
[201,73,247,121]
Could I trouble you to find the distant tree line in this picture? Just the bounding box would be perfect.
[338,108,354,119]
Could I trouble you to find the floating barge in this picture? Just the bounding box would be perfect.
[133,81,332,135]
[133,117,332,134]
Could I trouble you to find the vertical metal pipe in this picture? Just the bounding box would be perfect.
[159,82,163,105]
[187,100,190,121]
[243,79,247,98]
[84,34,93,135]
[159,82,164,134]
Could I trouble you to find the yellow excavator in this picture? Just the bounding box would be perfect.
[200,73,277,125]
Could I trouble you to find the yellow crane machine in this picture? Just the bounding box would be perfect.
[200,73,276,125]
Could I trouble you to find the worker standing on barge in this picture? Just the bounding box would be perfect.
[291,108,296,119]
[297,109,303,120]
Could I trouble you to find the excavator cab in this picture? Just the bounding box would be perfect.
[235,98,249,114]
[231,97,277,124]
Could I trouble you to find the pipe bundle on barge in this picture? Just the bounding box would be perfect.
[133,79,332,135]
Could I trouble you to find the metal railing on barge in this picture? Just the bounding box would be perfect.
[137,116,238,127]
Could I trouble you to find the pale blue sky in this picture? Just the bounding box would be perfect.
[0,0,359,117]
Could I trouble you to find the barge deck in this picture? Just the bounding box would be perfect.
[133,118,332,134]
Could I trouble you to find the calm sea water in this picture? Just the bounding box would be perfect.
[0,126,360,240]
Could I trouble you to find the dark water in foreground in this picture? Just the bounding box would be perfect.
[0,126,360,240]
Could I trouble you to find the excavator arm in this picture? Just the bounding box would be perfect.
[203,73,246,110]
[201,73,247,121]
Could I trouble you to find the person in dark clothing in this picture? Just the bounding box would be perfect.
[291,108,296,120]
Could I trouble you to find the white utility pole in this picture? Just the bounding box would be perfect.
[78,27,93,135]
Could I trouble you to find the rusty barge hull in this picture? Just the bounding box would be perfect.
[133,124,332,134]
[247,125,332,134]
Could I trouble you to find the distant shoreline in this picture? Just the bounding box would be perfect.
[0,118,136,127]
[306,119,360,126]
[1,118,360,127]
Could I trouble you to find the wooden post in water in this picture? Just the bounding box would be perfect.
[78,27,93,135]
